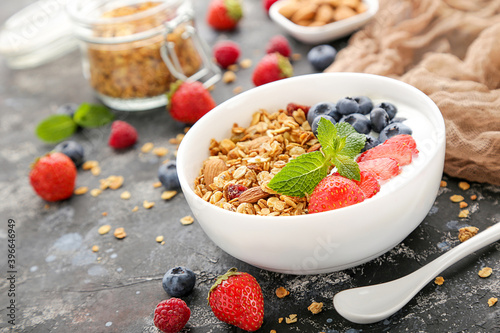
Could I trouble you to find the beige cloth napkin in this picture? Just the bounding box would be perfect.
[326,0,500,186]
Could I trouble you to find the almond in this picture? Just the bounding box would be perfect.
[204,158,228,186]
[238,187,270,203]
[291,5,317,23]
[278,1,302,19]
[316,4,334,23]
[333,5,357,21]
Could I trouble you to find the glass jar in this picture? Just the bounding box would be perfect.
[67,0,220,111]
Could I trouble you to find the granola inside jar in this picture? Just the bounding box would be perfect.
[68,0,220,111]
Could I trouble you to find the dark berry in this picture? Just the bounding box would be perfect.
[162,266,196,297]
[340,113,371,134]
[379,123,413,142]
[375,102,397,119]
[307,44,337,71]
[54,140,85,167]
[361,135,381,152]
[369,107,389,133]
[56,103,79,118]
[354,96,373,115]
[158,161,180,190]
[307,102,339,125]
[336,97,360,115]
[311,115,336,137]
[227,184,248,200]
[390,116,407,124]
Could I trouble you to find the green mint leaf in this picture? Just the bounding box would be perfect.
[73,103,114,128]
[316,117,337,157]
[335,121,357,138]
[35,114,77,143]
[268,151,329,197]
[340,132,366,158]
[333,154,361,181]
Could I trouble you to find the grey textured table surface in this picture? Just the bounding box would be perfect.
[1,1,499,332]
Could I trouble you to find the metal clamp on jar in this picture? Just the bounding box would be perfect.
[67,0,220,111]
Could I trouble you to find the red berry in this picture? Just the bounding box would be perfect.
[357,142,412,166]
[208,268,264,331]
[383,134,419,155]
[286,102,310,116]
[352,170,381,199]
[207,0,243,30]
[266,35,292,58]
[29,152,76,202]
[108,120,138,149]
[252,53,293,86]
[263,0,279,12]
[309,175,365,213]
[154,298,190,333]
[358,157,401,181]
[168,80,216,124]
[226,184,248,200]
[213,40,241,68]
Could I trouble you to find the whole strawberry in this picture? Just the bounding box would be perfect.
[108,120,138,149]
[29,152,76,202]
[208,268,264,331]
[154,298,190,333]
[252,53,293,86]
[168,80,216,124]
[266,35,292,58]
[213,40,241,68]
[309,175,365,213]
[263,0,279,13]
[207,0,243,30]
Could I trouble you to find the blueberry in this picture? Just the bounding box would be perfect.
[336,97,360,115]
[361,135,381,152]
[54,140,85,167]
[354,96,373,115]
[307,102,340,125]
[375,102,398,120]
[311,115,336,137]
[390,116,407,124]
[307,45,337,71]
[340,113,371,134]
[158,161,180,190]
[56,103,79,119]
[162,266,196,297]
[379,123,413,142]
[369,107,389,133]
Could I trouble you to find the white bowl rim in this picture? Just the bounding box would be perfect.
[177,73,445,222]
[268,0,379,36]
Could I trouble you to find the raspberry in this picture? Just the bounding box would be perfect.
[227,184,248,200]
[263,0,279,12]
[108,120,138,149]
[213,40,241,68]
[266,35,292,58]
[153,298,190,333]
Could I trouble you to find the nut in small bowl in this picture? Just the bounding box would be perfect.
[269,0,379,44]
[177,73,445,275]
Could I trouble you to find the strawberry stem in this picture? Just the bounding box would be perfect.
[207,267,241,299]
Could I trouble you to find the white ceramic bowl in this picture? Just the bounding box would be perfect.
[177,73,445,275]
[269,0,379,44]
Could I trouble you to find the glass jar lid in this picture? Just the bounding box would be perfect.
[0,0,78,69]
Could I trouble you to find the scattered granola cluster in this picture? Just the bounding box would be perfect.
[87,2,201,99]
[194,107,318,216]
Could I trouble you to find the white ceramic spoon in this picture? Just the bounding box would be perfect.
[333,222,500,324]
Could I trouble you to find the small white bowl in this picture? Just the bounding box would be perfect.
[177,73,445,275]
[269,0,379,44]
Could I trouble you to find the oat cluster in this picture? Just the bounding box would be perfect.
[195,108,322,216]
[87,2,201,99]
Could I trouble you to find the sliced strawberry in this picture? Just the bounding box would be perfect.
[384,134,419,155]
[358,157,401,181]
[352,170,380,199]
[357,142,412,166]
[309,175,365,213]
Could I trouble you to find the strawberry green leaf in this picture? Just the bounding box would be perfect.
[340,132,366,158]
[268,151,329,197]
[316,117,337,157]
[224,0,243,21]
[333,154,361,181]
[277,54,293,78]
[35,114,77,143]
[73,103,114,128]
